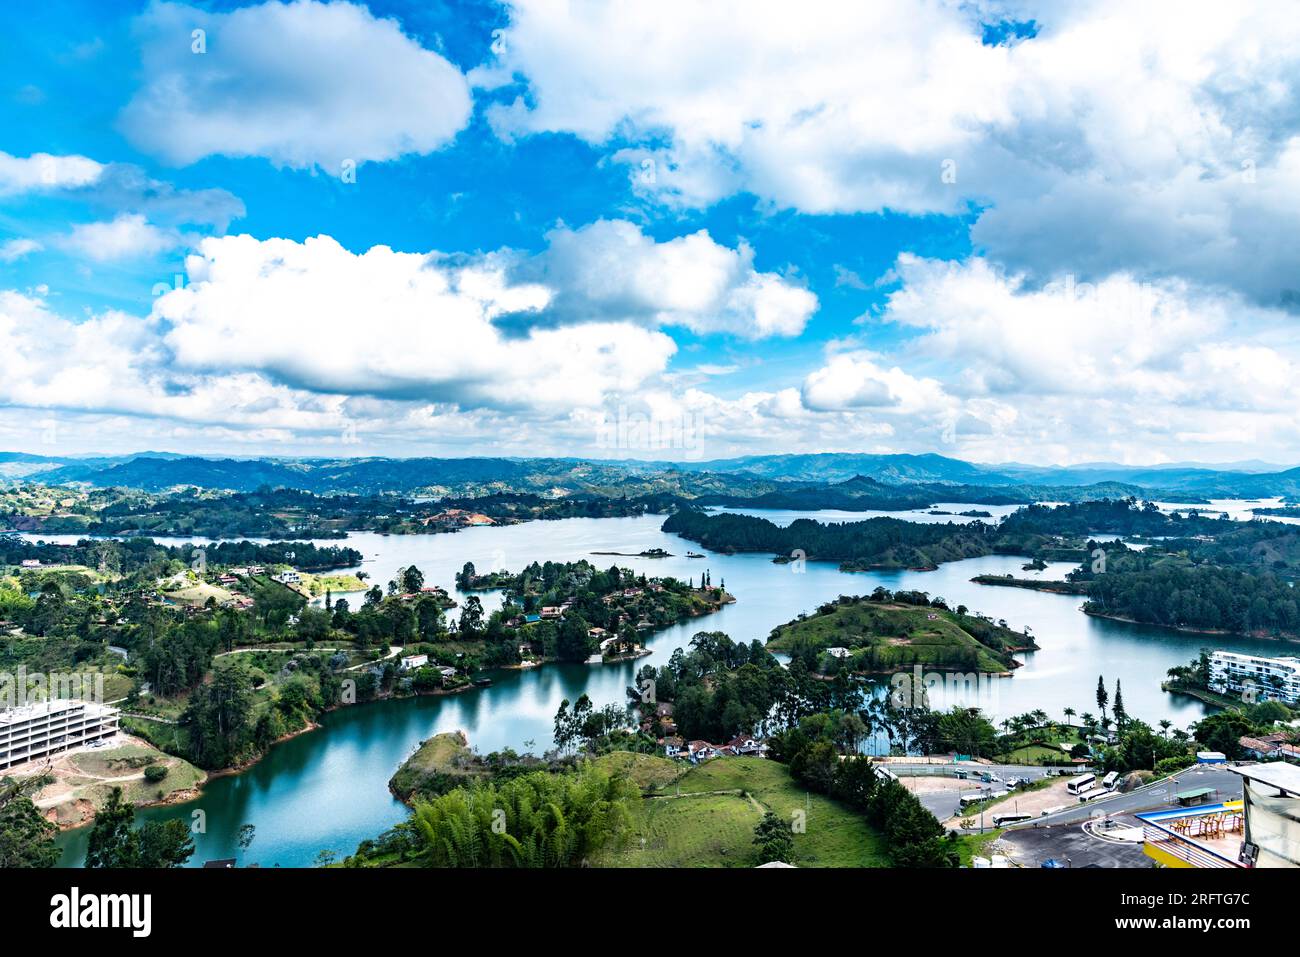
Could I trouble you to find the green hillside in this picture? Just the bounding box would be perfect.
[766,598,1033,673]
[590,756,887,868]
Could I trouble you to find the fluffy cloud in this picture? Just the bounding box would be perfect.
[120,0,472,171]
[0,218,831,455]
[155,234,676,411]
[800,351,952,413]
[518,220,817,338]
[800,252,1300,462]
[483,1,1300,303]
[0,151,103,194]
[62,214,178,262]
[878,254,1296,408]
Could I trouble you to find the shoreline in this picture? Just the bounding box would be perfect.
[83,601,733,825]
[1081,608,1300,644]
[971,575,1088,595]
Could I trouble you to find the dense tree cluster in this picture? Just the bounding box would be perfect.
[997,499,1233,539]
[662,509,995,570]
[350,764,639,867]
[0,534,360,577]
[635,631,789,741]
[84,787,194,868]
[770,713,959,867]
[1083,561,1300,635]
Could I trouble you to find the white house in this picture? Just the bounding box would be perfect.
[687,740,721,762]
[399,654,429,672]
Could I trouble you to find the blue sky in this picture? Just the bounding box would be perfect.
[2,1,1299,465]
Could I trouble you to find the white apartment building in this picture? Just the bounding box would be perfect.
[0,699,121,770]
[1209,650,1300,705]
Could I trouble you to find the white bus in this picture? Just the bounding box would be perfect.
[1067,773,1096,795]
[959,793,987,809]
[1102,771,1120,790]
[992,812,1034,828]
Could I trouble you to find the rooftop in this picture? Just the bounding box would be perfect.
[0,699,118,727]
[1229,761,1300,796]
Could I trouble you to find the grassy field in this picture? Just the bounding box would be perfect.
[159,573,237,607]
[299,571,368,596]
[998,743,1070,764]
[593,756,888,868]
[995,724,1085,764]
[590,751,685,790]
[767,600,1021,672]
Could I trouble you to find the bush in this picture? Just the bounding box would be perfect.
[1153,753,1196,777]
[143,764,169,783]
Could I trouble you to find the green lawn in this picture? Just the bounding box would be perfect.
[594,756,887,868]
[998,743,1069,764]
[589,751,684,790]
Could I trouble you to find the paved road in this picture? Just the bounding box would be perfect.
[1032,764,1243,826]
[886,761,1066,820]
[992,764,1246,868]
[896,761,1244,825]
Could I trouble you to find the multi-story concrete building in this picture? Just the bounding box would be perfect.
[1208,650,1300,704]
[0,699,120,771]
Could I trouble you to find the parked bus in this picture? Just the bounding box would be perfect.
[959,793,987,809]
[1102,771,1120,790]
[992,812,1034,828]
[1067,773,1096,795]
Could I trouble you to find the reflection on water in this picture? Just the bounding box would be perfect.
[49,508,1294,867]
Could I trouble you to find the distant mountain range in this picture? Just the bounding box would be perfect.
[4,450,1300,501]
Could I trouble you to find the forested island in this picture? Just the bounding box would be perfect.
[661,509,996,571]
[767,589,1036,674]
[970,502,1300,639]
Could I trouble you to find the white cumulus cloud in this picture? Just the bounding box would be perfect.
[120,0,473,172]
[520,219,817,338]
[155,234,677,411]
[483,0,1300,303]
[0,151,104,195]
[62,214,178,262]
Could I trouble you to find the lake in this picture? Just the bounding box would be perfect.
[50,507,1294,867]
